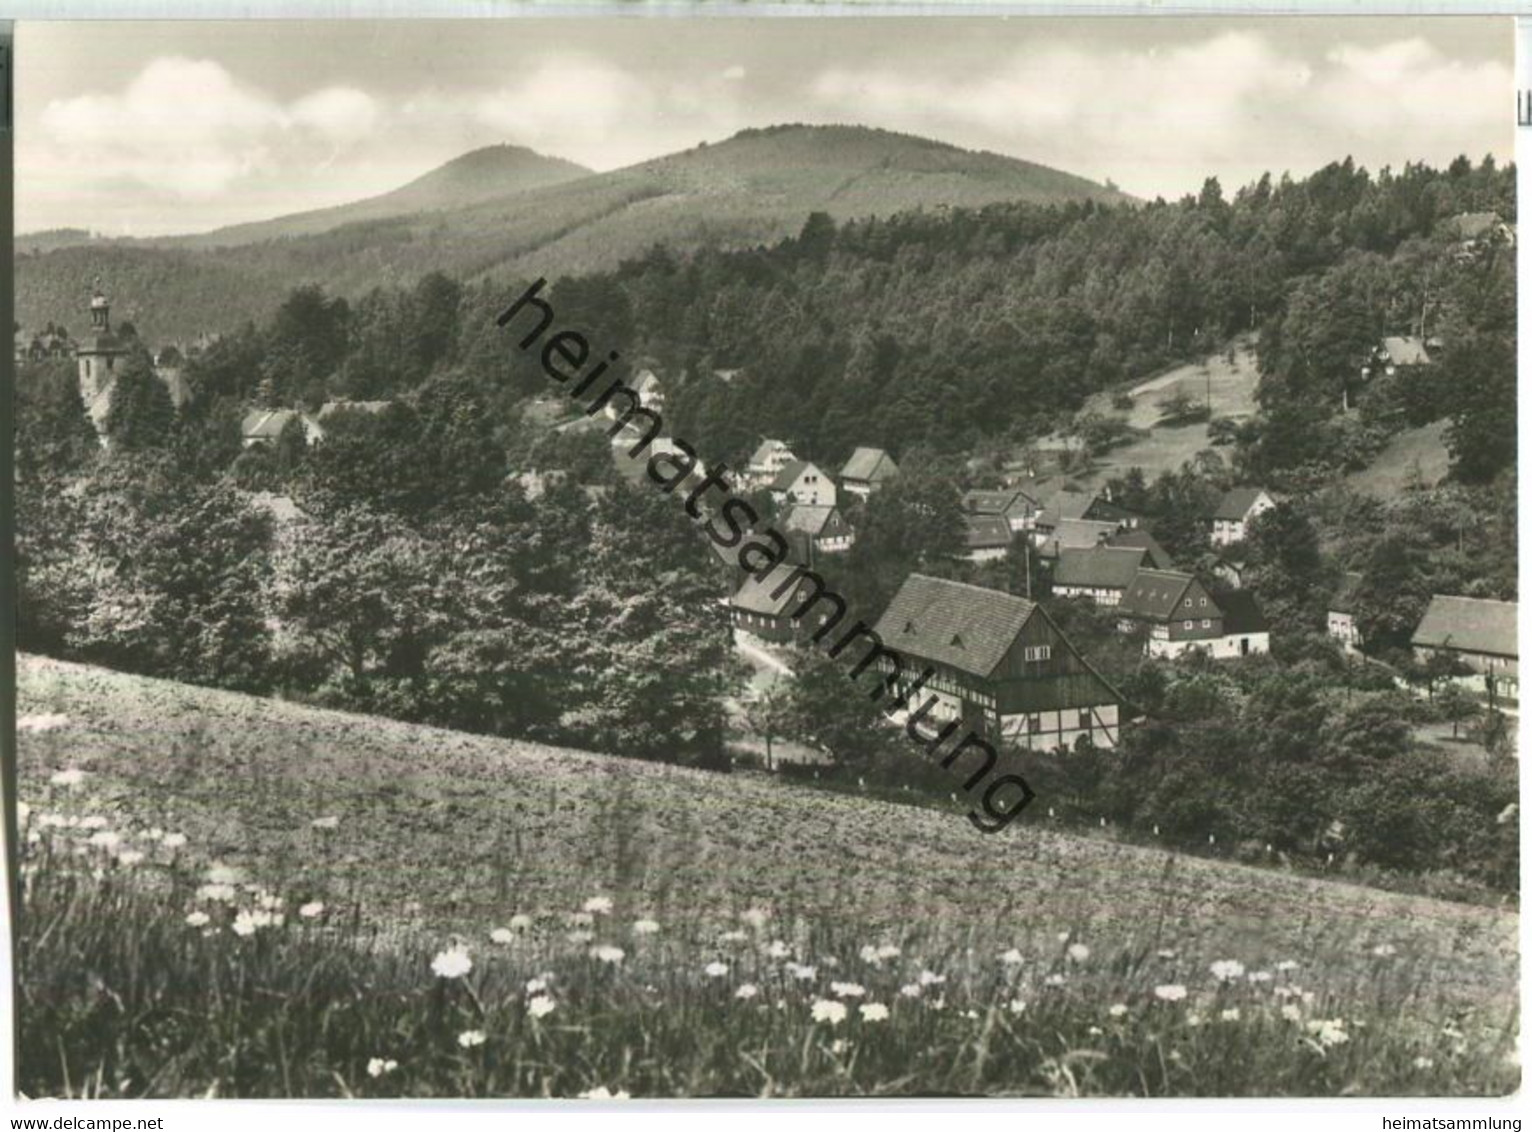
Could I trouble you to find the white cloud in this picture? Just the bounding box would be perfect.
[291,87,380,145]
[31,58,388,204]
[810,31,1508,197]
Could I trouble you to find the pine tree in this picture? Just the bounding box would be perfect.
[103,346,175,451]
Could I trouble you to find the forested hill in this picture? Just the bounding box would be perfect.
[16,125,1126,339]
[155,144,595,250]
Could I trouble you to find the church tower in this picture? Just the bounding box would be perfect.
[76,277,127,432]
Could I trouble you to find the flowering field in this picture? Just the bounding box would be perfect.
[11,656,1521,1098]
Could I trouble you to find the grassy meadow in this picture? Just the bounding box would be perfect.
[11,655,1521,1098]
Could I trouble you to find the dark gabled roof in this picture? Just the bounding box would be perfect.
[1411,595,1518,659]
[1330,571,1364,615]
[1038,489,1096,527]
[731,561,807,617]
[1053,546,1147,590]
[872,573,1037,678]
[840,446,899,484]
[1105,528,1173,569]
[962,514,1013,549]
[1218,589,1269,635]
[747,438,790,468]
[1119,568,1197,621]
[1212,487,1269,522]
[963,489,1033,518]
[771,459,828,493]
[780,504,840,537]
[1045,518,1119,553]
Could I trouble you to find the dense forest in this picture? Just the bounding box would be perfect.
[14,153,1519,897]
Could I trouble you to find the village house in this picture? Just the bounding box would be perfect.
[1033,489,1097,537]
[15,322,74,363]
[1327,571,1365,654]
[241,408,325,448]
[1411,594,1519,705]
[1368,336,1432,378]
[742,438,798,490]
[728,560,839,643]
[1446,210,1515,254]
[1082,495,1142,530]
[1104,528,1174,570]
[963,488,1037,533]
[960,514,1013,563]
[839,446,900,497]
[770,459,837,508]
[1209,487,1275,547]
[780,503,856,560]
[1034,518,1121,561]
[1115,568,1270,659]
[871,573,1124,750]
[1050,545,1153,605]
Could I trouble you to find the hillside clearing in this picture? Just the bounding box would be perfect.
[15,655,1517,1011]
[1036,338,1260,494]
[1347,420,1453,498]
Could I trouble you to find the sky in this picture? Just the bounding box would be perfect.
[17,17,1514,237]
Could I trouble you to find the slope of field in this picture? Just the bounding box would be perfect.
[1032,337,1260,494]
[17,125,1130,339]
[1347,419,1453,498]
[15,655,1516,1014]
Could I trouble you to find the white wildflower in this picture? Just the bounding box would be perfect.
[116,849,145,867]
[859,1002,890,1022]
[811,999,848,1025]
[876,944,901,960]
[1210,959,1245,982]
[78,815,109,829]
[527,995,557,1019]
[999,948,1024,966]
[508,913,533,931]
[490,928,514,944]
[1371,943,1397,958]
[719,929,748,945]
[87,830,121,850]
[787,963,816,981]
[1109,1003,1129,1018]
[196,883,236,903]
[1414,1056,1434,1070]
[1007,998,1027,1015]
[430,946,473,980]
[735,983,759,1000]
[919,969,946,986]
[1221,1008,1241,1022]
[569,911,594,928]
[1281,1004,1303,1022]
[1067,943,1091,963]
[830,981,866,998]
[162,833,188,849]
[299,902,325,919]
[1248,970,1273,984]
[309,816,340,830]
[590,945,625,965]
[1153,984,1187,1002]
[577,1087,630,1100]
[900,984,923,999]
[367,1057,398,1078]
[1306,1018,1349,1048]
[185,911,211,927]
[766,940,791,959]
[565,929,594,945]
[582,896,613,915]
[741,907,770,929]
[1276,960,1299,972]
[704,961,729,978]
[633,919,660,936]
[1044,973,1066,987]
[457,1030,486,1049]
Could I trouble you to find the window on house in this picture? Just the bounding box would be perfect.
[1077,709,1091,731]
[950,634,964,648]
[1027,714,1042,733]
[1023,645,1051,662]
[1201,619,1211,629]
[1183,620,1194,630]
[1200,597,1208,606]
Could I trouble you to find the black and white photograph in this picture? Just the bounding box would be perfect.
[5,12,1522,1106]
